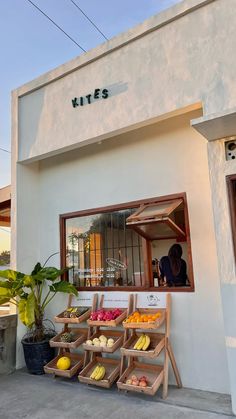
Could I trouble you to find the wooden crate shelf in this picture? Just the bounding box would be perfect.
[44,353,84,378]
[118,293,182,399]
[120,332,165,358]
[49,328,87,349]
[54,307,91,324]
[87,308,127,327]
[117,361,164,396]
[83,329,123,353]
[78,356,120,388]
[123,308,165,329]
[45,294,98,380]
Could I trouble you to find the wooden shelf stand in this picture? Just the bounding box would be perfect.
[78,294,133,388]
[117,293,182,399]
[44,293,98,378]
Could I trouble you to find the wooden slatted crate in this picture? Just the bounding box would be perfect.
[120,332,165,358]
[123,308,165,329]
[49,328,87,349]
[54,307,91,324]
[78,356,120,388]
[117,361,164,396]
[83,329,123,353]
[87,308,127,327]
[44,353,84,378]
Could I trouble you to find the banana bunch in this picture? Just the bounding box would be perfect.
[133,334,150,351]
[90,364,106,381]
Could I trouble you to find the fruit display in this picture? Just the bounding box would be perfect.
[56,356,71,370]
[89,308,122,322]
[60,332,75,343]
[124,311,161,324]
[90,364,106,381]
[133,334,150,351]
[63,307,89,318]
[125,374,148,387]
[85,335,114,348]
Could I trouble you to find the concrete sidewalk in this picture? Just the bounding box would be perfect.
[0,369,234,419]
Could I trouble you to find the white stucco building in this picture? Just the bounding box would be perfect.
[11,0,236,413]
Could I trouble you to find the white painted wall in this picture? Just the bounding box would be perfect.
[13,162,40,367]
[17,0,236,163]
[14,111,228,393]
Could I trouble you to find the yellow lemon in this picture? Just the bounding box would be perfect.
[56,356,71,370]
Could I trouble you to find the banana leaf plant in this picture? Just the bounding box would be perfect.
[0,261,77,342]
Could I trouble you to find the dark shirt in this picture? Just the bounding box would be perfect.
[159,256,187,287]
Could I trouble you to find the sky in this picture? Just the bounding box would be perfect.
[0,0,181,251]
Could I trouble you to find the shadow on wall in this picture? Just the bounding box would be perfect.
[38,108,203,171]
[18,81,129,161]
[19,88,45,161]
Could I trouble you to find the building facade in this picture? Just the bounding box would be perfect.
[12,0,236,412]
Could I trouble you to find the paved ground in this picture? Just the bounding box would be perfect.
[0,369,234,419]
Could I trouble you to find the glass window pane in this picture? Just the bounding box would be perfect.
[65,207,143,288]
[139,203,173,218]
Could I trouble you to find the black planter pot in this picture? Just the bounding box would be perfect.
[22,335,55,375]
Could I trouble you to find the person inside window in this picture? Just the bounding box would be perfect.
[159,244,187,287]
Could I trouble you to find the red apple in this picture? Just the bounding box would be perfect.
[139,380,147,387]
[131,379,139,386]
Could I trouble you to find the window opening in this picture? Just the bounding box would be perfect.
[61,193,194,291]
[65,209,144,288]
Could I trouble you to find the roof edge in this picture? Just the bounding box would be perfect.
[15,0,216,98]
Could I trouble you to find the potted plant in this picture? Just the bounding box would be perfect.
[0,257,77,374]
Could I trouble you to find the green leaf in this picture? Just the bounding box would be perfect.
[23,275,35,287]
[32,273,45,283]
[0,297,11,305]
[49,281,78,296]
[34,267,70,282]
[0,270,25,282]
[31,263,42,275]
[0,287,13,300]
[0,280,13,289]
[18,293,35,327]
[18,299,26,323]
[18,299,27,325]
[25,292,35,326]
[0,270,24,281]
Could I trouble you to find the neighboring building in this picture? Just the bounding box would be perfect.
[0,186,10,228]
[0,185,11,314]
[11,0,236,413]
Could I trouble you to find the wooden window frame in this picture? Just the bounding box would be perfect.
[226,174,236,262]
[0,199,11,226]
[60,192,195,292]
[126,198,185,240]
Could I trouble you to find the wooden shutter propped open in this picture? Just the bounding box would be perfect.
[126,199,186,241]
